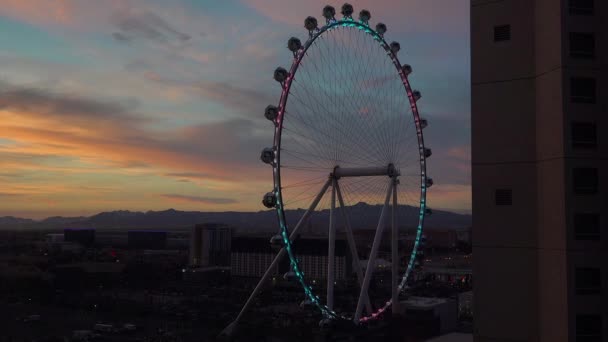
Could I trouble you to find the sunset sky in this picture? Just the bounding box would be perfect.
[0,0,470,219]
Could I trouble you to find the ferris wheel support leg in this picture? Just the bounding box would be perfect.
[354,179,394,323]
[220,178,332,338]
[391,177,400,315]
[327,178,337,311]
[335,181,372,315]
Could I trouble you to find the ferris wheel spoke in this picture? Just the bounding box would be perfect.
[386,57,405,159]
[354,178,393,322]
[339,177,378,203]
[391,131,419,165]
[335,179,372,314]
[295,46,340,133]
[327,179,337,310]
[348,31,393,163]
[283,102,336,164]
[394,138,421,169]
[281,147,330,170]
[329,29,346,163]
[286,87,383,165]
[391,115,418,162]
[365,48,395,163]
[391,176,400,314]
[282,165,329,171]
[283,118,377,167]
[390,116,412,161]
[384,78,406,162]
[282,174,327,189]
[287,88,363,162]
[298,37,388,166]
[282,114,348,165]
[282,148,371,168]
[387,82,409,159]
[288,78,335,149]
[282,179,327,190]
[340,178,389,210]
[395,180,421,209]
[332,28,364,163]
[333,31,389,163]
[284,180,330,208]
[289,77,383,166]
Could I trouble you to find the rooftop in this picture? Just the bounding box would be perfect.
[425,333,473,342]
[401,296,449,309]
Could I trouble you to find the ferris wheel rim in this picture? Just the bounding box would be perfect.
[270,18,429,322]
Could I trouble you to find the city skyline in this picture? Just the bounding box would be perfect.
[0,0,470,219]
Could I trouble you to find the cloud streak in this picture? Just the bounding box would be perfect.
[0,81,270,183]
[0,193,24,198]
[0,82,142,127]
[111,8,191,45]
[163,172,214,179]
[143,73,276,116]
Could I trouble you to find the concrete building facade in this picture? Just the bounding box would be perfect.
[230,236,349,282]
[471,0,607,341]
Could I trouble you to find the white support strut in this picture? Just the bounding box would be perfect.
[354,179,394,322]
[335,180,373,315]
[391,177,400,314]
[333,164,398,178]
[327,178,337,311]
[220,178,332,337]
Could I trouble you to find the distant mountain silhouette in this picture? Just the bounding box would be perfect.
[0,216,36,226]
[41,216,88,226]
[0,203,470,231]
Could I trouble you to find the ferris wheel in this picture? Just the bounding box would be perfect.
[223,3,432,335]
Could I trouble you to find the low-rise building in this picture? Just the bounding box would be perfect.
[230,235,350,283]
[400,296,459,336]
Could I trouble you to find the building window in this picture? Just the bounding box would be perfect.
[572,122,597,148]
[570,33,595,58]
[573,168,598,195]
[576,314,602,341]
[571,78,596,103]
[494,25,511,42]
[574,213,601,240]
[576,268,602,295]
[495,189,512,205]
[569,0,594,15]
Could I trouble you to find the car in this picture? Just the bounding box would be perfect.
[23,315,40,323]
[122,323,137,332]
[93,323,114,333]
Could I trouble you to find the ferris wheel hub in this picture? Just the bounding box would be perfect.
[332,164,399,179]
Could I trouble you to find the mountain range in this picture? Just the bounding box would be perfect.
[0,203,471,232]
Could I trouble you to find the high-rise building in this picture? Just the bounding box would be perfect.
[471,0,607,341]
[189,223,232,267]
